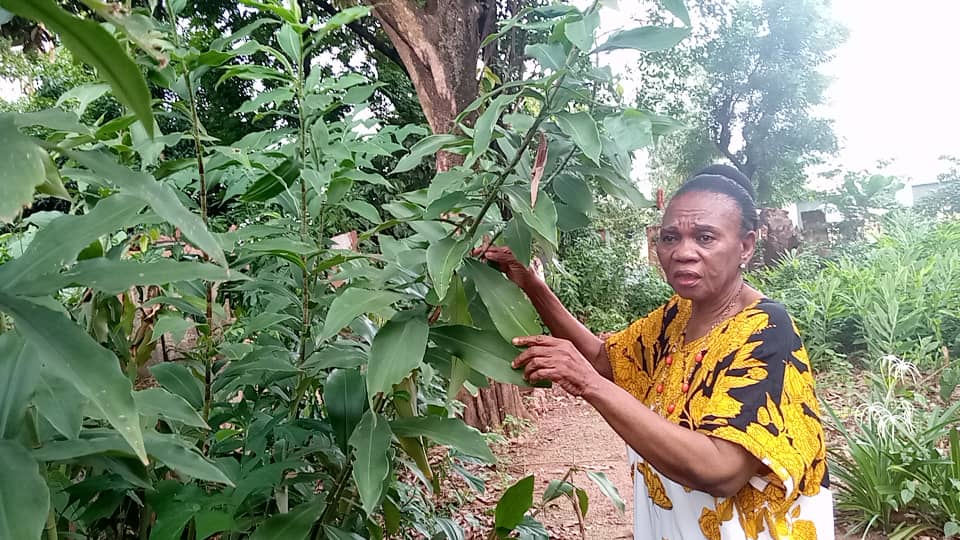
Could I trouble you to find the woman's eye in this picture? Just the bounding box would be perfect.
[698,235,714,243]
[660,234,677,243]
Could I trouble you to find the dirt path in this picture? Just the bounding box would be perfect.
[499,392,634,539]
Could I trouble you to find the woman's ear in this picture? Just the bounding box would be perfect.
[740,230,757,265]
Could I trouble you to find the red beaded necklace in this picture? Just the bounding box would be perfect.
[652,281,744,417]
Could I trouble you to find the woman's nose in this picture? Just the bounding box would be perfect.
[671,239,699,262]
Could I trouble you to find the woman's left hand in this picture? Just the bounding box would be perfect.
[512,335,603,397]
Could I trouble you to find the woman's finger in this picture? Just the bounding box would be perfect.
[512,346,553,368]
[512,335,563,348]
[525,367,557,385]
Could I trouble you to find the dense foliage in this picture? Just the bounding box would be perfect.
[751,211,960,538]
[0,0,690,538]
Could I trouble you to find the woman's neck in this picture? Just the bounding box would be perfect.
[688,279,745,334]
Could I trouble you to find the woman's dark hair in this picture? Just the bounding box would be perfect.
[672,164,759,233]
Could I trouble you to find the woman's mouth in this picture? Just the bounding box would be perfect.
[672,271,701,288]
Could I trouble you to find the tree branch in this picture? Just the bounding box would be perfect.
[304,0,408,75]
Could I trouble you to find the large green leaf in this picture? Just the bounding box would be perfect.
[66,150,227,266]
[144,431,234,486]
[16,259,242,297]
[503,186,559,248]
[341,199,382,224]
[461,260,540,341]
[502,218,532,267]
[391,134,468,174]
[323,525,366,540]
[554,111,601,165]
[472,93,517,162]
[0,194,146,290]
[0,0,154,133]
[565,9,600,51]
[427,236,469,302]
[349,411,393,515]
[135,388,208,429]
[33,366,85,439]
[552,174,594,214]
[249,501,320,540]
[241,158,302,203]
[324,369,367,455]
[0,333,38,438]
[429,325,533,387]
[0,441,49,540]
[495,475,534,532]
[593,26,691,53]
[319,288,405,341]
[0,117,50,223]
[390,416,495,463]
[150,363,204,410]
[0,293,147,463]
[603,109,654,153]
[524,42,566,71]
[366,314,429,402]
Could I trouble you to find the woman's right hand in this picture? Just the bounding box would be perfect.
[471,243,535,290]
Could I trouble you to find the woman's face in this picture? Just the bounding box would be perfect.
[656,190,755,303]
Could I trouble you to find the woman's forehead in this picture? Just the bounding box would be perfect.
[662,191,741,228]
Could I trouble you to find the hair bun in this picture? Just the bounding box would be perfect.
[690,164,756,203]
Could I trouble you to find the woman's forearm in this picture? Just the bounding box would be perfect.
[581,376,759,497]
[520,278,611,379]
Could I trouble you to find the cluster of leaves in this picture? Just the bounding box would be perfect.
[826,356,960,539]
[752,211,960,374]
[0,0,688,538]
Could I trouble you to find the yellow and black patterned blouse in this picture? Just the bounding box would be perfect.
[605,295,833,540]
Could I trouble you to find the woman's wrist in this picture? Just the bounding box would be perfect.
[580,371,615,403]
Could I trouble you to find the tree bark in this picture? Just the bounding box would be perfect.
[368,0,529,430]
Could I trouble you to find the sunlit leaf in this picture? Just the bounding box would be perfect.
[586,470,625,514]
[0,0,155,133]
[391,134,468,174]
[659,0,691,26]
[472,93,517,163]
[525,42,566,71]
[593,26,691,53]
[341,199,382,224]
[391,416,495,463]
[565,9,600,51]
[319,288,405,341]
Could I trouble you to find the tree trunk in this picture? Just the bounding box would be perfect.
[369,0,529,430]
[758,208,800,266]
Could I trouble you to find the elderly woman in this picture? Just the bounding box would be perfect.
[477,165,833,539]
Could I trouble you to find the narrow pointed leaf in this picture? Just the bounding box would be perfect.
[66,150,226,266]
[586,470,625,514]
[0,293,147,464]
[324,368,367,454]
[0,194,145,290]
[349,411,393,515]
[472,93,517,160]
[429,325,536,387]
[144,431,234,485]
[33,367,85,439]
[427,236,469,302]
[150,363,203,410]
[320,288,405,341]
[391,134,467,174]
[367,314,429,401]
[0,0,154,133]
[390,416,495,463]
[659,0,691,26]
[16,259,242,297]
[323,525,365,540]
[461,260,540,341]
[593,26,691,53]
[341,199,382,223]
[0,334,39,438]
[135,388,208,428]
[0,441,49,540]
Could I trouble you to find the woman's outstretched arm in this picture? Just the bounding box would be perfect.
[473,245,612,380]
